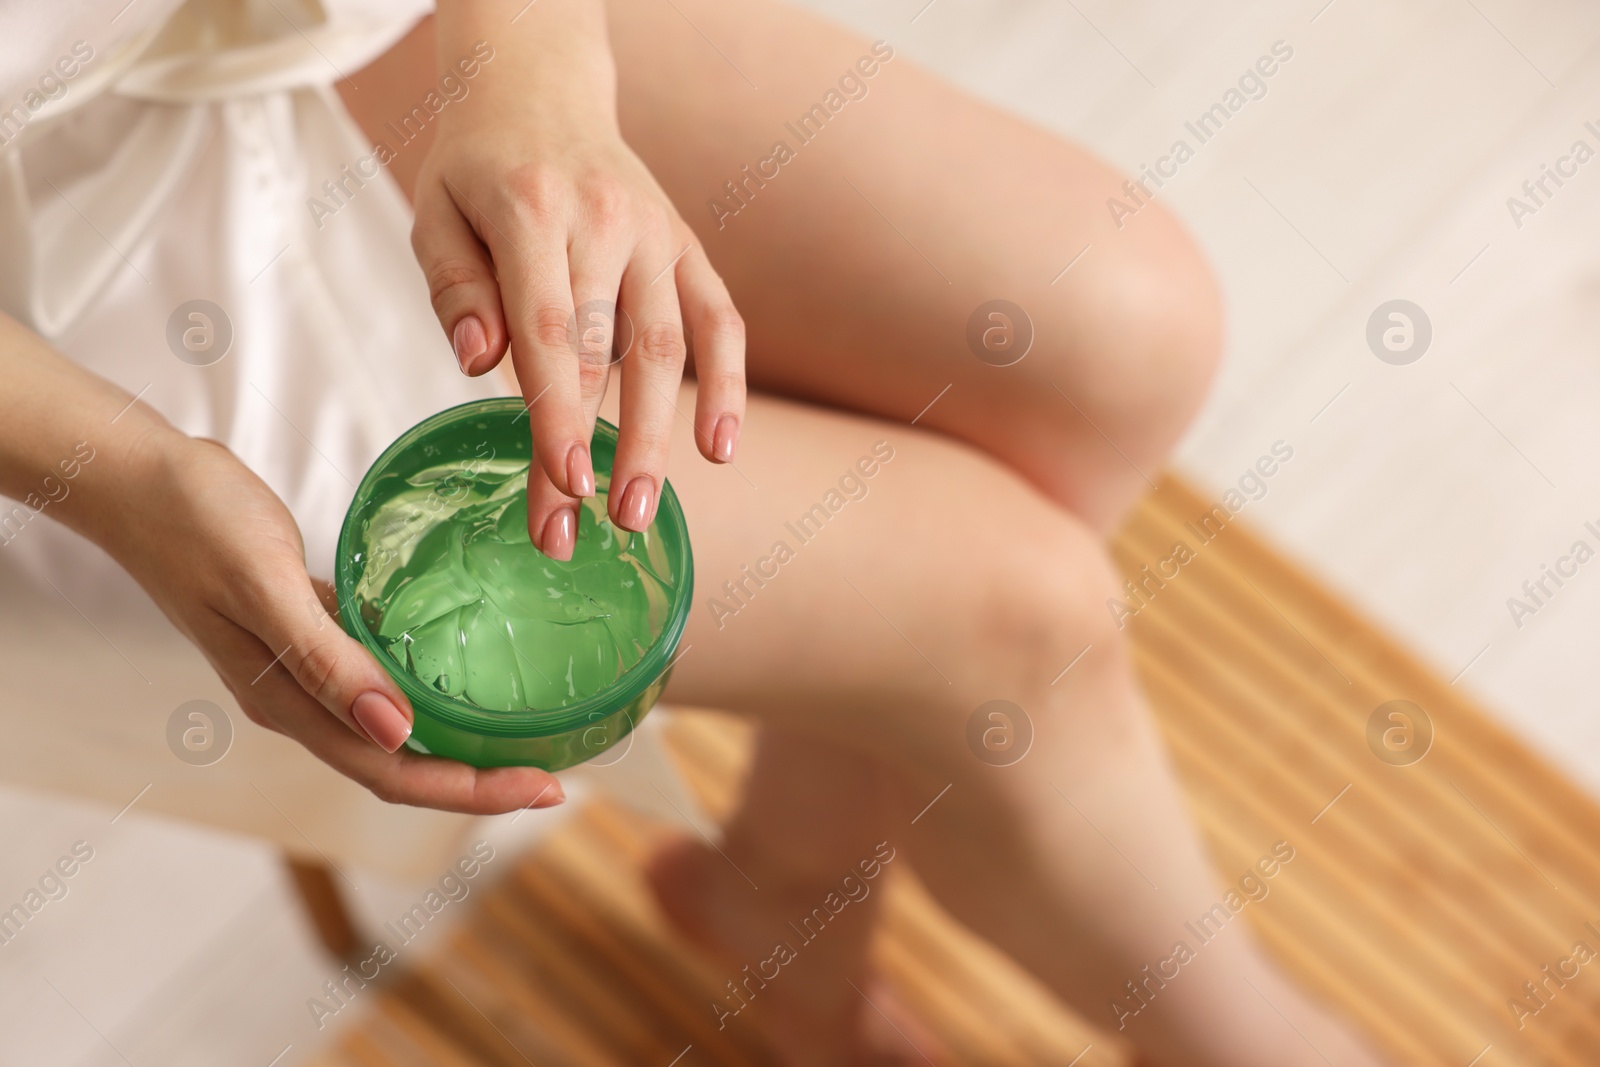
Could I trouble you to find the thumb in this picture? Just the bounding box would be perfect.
[248,573,416,753]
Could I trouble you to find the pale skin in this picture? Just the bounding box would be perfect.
[0,0,1387,1063]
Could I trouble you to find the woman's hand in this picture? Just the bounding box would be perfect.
[99,428,565,815]
[413,0,745,561]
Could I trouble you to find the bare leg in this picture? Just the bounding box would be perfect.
[647,729,912,1065]
[626,386,1382,1067]
[592,2,1372,1062]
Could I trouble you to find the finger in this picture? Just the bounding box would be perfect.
[231,624,566,813]
[526,184,633,560]
[677,241,746,463]
[272,676,565,813]
[412,179,509,376]
[212,594,565,813]
[610,228,689,533]
[492,174,595,503]
[240,563,416,753]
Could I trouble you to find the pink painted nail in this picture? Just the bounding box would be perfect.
[567,444,595,497]
[541,506,577,561]
[452,315,487,374]
[618,476,655,532]
[712,414,738,463]
[351,691,412,753]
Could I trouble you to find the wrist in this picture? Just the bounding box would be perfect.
[0,313,192,562]
[434,0,619,133]
[45,411,191,567]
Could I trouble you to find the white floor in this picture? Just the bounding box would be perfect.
[0,777,586,1067]
[8,1,1600,1063]
[0,783,329,1067]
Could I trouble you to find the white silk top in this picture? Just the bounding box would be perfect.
[0,0,495,614]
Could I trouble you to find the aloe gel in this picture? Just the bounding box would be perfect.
[336,402,693,770]
[356,463,672,712]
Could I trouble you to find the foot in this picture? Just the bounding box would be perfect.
[646,835,945,1067]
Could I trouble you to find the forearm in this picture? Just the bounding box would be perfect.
[434,0,618,132]
[0,312,180,551]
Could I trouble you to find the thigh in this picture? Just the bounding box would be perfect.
[603,381,1129,784]
[607,0,1220,528]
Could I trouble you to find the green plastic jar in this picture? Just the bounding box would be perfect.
[335,398,693,770]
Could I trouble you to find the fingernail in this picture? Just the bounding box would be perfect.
[618,476,655,532]
[712,414,739,463]
[567,443,595,497]
[540,506,577,561]
[452,315,487,374]
[352,691,412,753]
[538,779,567,806]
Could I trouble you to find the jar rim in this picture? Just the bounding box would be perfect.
[334,398,694,738]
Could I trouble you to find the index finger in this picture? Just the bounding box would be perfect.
[489,205,596,503]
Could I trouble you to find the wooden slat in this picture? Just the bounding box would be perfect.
[1122,477,1600,1065]
[317,475,1600,1066]
[873,873,1121,1066]
[1145,660,1584,1065]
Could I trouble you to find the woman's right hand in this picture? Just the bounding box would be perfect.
[96,427,565,815]
[414,0,746,562]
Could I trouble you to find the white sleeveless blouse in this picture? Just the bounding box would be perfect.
[0,0,494,615]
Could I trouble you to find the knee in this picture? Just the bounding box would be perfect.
[888,503,1154,825]
[919,504,1141,768]
[967,211,1222,529]
[1058,214,1223,456]
[970,510,1127,690]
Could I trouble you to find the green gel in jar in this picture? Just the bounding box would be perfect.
[335,400,693,770]
[359,464,662,711]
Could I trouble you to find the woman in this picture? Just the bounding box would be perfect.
[0,0,1382,1063]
